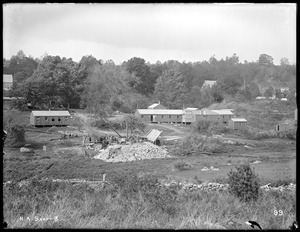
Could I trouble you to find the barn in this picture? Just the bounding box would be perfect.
[30,110,71,127]
[135,109,183,123]
[275,122,294,132]
[228,118,247,130]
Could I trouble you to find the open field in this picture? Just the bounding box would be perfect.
[3,109,297,229]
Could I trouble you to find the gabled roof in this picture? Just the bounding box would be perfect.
[211,109,233,115]
[202,80,216,88]
[137,109,183,115]
[148,103,160,109]
[184,107,198,111]
[145,129,163,142]
[31,111,71,117]
[201,108,220,115]
[231,118,247,122]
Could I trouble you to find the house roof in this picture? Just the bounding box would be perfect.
[3,97,24,100]
[148,103,160,109]
[184,107,198,111]
[211,109,233,115]
[145,129,163,142]
[31,111,71,117]
[201,108,220,115]
[3,74,13,82]
[231,118,247,122]
[202,80,216,88]
[137,109,183,115]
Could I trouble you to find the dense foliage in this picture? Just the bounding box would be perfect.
[4,51,296,114]
[228,164,260,202]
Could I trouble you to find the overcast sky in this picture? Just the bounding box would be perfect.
[3,3,296,65]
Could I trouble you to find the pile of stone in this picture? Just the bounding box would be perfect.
[158,179,296,193]
[260,183,296,192]
[201,166,219,171]
[93,142,172,162]
[158,179,228,192]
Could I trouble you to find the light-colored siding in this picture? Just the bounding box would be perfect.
[30,113,70,126]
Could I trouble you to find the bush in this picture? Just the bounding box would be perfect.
[5,125,26,148]
[171,134,229,156]
[173,160,192,171]
[192,121,213,133]
[227,164,260,202]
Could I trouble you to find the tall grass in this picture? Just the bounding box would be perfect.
[3,174,296,229]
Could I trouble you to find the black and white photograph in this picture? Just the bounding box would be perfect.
[3,3,297,229]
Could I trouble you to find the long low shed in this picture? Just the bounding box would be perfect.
[135,109,183,123]
[30,110,71,126]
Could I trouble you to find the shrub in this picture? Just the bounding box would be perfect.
[173,160,192,171]
[5,125,26,148]
[227,164,260,202]
[192,121,213,133]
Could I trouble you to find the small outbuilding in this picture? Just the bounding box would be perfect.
[147,102,166,109]
[30,110,71,127]
[275,123,293,132]
[228,118,247,130]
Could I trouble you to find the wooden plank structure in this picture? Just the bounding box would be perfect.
[30,110,71,127]
[228,118,247,130]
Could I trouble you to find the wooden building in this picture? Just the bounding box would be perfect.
[3,74,13,91]
[200,80,216,92]
[275,123,293,132]
[211,109,234,125]
[30,110,71,127]
[182,108,198,124]
[135,109,183,123]
[228,118,247,130]
[147,102,166,109]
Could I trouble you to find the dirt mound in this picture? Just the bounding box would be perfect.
[94,142,172,162]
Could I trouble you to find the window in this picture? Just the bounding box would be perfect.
[37,117,40,121]
[65,117,68,121]
[52,119,55,122]
[141,115,144,118]
[58,117,61,122]
[223,115,224,118]
[169,115,171,119]
[45,117,48,121]
[177,115,179,119]
[162,115,164,118]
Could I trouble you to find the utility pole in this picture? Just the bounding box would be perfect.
[126,120,128,140]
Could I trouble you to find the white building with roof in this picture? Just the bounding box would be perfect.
[201,80,217,91]
[3,74,13,90]
[228,118,247,130]
[30,110,71,126]
[147,102,166,109]
[135,109,182,123]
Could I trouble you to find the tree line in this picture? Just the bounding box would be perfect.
[3,50,296,116]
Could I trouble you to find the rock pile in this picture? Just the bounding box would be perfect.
[201,166,219,171]
[158,179,296,192]
[260,183,296,192]
[158,179,228,191]
[93,142,172,162]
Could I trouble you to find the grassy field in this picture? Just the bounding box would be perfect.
[3,107,297,229]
